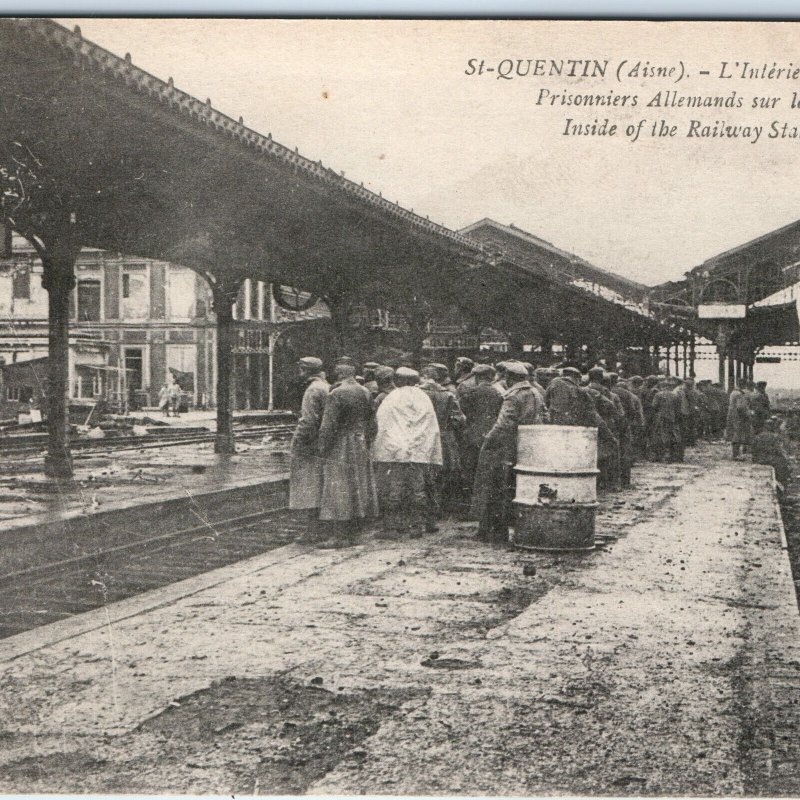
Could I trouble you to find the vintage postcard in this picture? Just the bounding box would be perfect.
[0,16,799,796]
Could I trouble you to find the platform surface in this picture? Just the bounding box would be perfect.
[0,444,798,795]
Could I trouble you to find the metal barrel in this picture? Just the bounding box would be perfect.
[512,424,598,552]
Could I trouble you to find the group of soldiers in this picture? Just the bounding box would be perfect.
[287,353,784,548]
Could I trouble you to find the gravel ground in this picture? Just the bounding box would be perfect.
[0,442,798,795]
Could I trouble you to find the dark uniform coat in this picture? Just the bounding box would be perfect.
[317,377,379,521]
[726,388,753,445]
[470,380,544,522]
[459,382,503,486]
[289,374,330,510]
[749,390,771,435]
[456,373,477,398]
[611,383,639,473]
[420,380,465,476]
[585,384,622,488]
[545,376,597,426]
[700,384,729,437]
[651,387,683,460]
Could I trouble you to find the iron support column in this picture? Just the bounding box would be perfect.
[689,338,696,378]
[212,282,239,454]
[41,238,79,479]
[727,354,735,391]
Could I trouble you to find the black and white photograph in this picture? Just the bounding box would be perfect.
[1,15,800,795]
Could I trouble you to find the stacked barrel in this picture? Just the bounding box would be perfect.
[512,425,598,551]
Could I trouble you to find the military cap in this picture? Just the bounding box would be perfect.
[456,356,474,368]
[628,375,644,385]
[562,366,582,379]
[297,356,323,371]
[756,380,767,387]
[335,356,356,366]
[375,366,395,381]
[429,362,449,372]
[504,360,529,377]
[472,364,495,378]
[363,361,380,370]
[494,361,510,372]
[395,367,419,380]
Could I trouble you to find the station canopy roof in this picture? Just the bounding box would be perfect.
[0,18,680,345]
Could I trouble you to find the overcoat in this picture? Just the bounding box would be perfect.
[585,385,621,485]
[749,390,771,435]
[470,380,544,520]
[455,373,477,398]
[459,383,503,482]
[288,374,330,510]
[650,388,682,447]
[420,380,465,475]
[611,383,639,466]
[726,388,753,444]
[545,377,597,426]
[317,377,379,521]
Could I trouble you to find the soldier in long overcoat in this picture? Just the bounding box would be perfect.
[749,381,771,436]
[289,357,330,540]
[586,368,623,490]
[621,376,647,458]
[420,365,466,516]
[650,378,684,462]
[726,379,753,459]
[608,372,639,487]
[458,364,503,505]
[471,361,544,544]
[317,363,379,545]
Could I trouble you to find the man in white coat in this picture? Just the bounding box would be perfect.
[372,367,442,539]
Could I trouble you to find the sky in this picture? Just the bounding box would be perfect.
[59,18,800,286]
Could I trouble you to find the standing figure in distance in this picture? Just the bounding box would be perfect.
[168,375,182,418]
[158,382,170,417]
[726,378,753,459]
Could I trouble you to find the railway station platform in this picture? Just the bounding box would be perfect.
[0,444,799,795]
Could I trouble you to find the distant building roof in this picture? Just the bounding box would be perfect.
[460,218,650,305]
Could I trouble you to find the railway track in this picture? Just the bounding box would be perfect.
[0,423,295,466]
[0,481,299,640]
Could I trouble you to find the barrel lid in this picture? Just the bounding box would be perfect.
[514,467,599,476]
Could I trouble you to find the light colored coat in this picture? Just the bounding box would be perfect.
[373,386,442,465]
